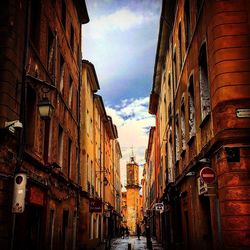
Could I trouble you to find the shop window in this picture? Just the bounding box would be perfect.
[181,97,186,150]
[184,0,191,49]
[199,43,210,121]
[188,76,196,138]
[30,0,41,49]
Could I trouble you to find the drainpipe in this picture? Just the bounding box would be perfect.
[10,1,31,250]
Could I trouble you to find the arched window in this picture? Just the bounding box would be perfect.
[188,75,196,137]
[181,96,186,150]
[178,22,183,71]
[184,0,190,48]
[199,43,210,121]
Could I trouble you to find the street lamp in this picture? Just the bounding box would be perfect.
[38,97,54,119]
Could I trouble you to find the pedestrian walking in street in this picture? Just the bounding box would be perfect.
[120,224,125,239]
[125,226,129,238]
[136,223,141,240]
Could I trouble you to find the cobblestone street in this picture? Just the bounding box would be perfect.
[98,236,163,250]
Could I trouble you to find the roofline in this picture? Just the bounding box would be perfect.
[82,60,100,91]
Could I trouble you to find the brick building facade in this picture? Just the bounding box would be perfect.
[147,0,250,249]
[0,0,89,249]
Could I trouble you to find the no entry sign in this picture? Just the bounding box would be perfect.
[200,167,216,184]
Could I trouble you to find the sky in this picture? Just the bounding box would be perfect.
[83,0,161,187]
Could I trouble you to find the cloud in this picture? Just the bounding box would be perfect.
[106,97,155,186]
[86,7,156,40]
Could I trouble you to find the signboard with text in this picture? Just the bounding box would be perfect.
[89,198,102,213]
[197,177,208,195]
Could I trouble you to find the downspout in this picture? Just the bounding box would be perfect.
[11,1,31,250]
[16,0,31,173]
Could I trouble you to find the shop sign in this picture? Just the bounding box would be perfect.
[197,177,208,195]
[89,198,102,213]
[200,167,216,184]
[27,186,45,206]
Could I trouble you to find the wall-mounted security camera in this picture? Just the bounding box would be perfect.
[4,120,23,133]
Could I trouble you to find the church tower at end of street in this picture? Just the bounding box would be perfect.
[125,152,141,235]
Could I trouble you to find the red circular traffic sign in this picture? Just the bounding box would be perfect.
[200,167,216,184]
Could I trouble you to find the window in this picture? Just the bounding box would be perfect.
[58,125,63,167]
[43,119,51,164]
[196,0,202,18]
[199,43,210,121]
[168,135,174,182]
[181,97,186,150]
[173,51,177,90]
[70,24,74,51]
[61,0,66,29]
[26,85,36,148]
[67,138,72,178]
[69,76,73,108]
[47,26,55,79]
[184,0,191,49]
[30,0,41,48]
[188,76,196,138]
[178,22,183,71]
[175,114,180,161]
[59,54,65,93]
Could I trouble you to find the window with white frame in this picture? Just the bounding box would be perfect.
[199,43,210,121]
[181,96,186,150]
[188,76,196,137]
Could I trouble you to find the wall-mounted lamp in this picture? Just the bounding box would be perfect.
[38,97,54,119]
[198,158,210,164]
[185,171,195,177]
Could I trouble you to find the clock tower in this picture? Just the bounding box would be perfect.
[125,152,141,234]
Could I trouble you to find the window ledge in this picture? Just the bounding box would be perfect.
[199,113,211,129]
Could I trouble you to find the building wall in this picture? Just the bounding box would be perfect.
[0,1,88,250]
[148,0,250,249]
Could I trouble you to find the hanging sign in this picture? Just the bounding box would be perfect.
[89,198,102,213]
[200,167,216,184]
[197,177,208,195]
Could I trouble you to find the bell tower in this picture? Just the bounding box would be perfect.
[125,149,141,234]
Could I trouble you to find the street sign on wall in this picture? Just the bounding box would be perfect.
[200,167,216,184]
[89,198,102,213]
[197,177,208,195]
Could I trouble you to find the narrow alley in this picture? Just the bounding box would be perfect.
[97,237,163,250]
